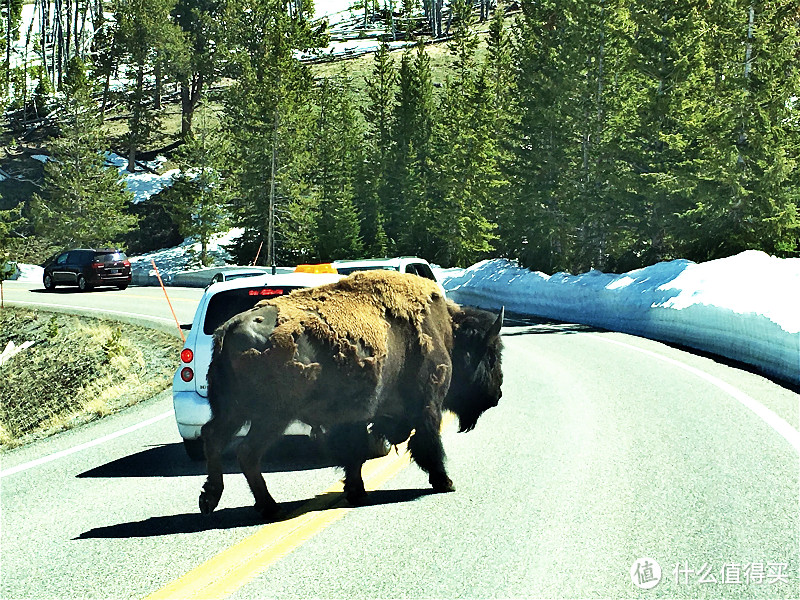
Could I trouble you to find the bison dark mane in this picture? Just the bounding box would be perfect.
[445,305,504,432]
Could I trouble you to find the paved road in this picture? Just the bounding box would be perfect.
[1,280,202,335]
[1,283,798,599]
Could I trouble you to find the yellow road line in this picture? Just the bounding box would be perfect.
[144,416,455,600]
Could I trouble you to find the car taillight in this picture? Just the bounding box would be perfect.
[180,348,194,363]
[181,367,194,382]
[123,260,131,267]
[248,288,284,297]
[92,262,103,270]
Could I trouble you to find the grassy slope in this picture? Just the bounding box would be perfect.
[0,308,182,449]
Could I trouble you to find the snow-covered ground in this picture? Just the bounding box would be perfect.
[442,251,800,386]
[126,228,243,284]
[106,154,179,205]
[10,249,799,386]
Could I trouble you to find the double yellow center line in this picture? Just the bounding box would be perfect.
[144,418,453,600]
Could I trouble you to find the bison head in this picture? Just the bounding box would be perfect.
[445,305,504,432]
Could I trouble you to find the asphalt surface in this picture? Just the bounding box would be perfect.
[1,282,798,599]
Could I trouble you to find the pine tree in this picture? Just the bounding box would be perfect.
[172,0,226,139]
[431,0,497,266]
[221,0,324,266]
[504,0,576,272]
[387,41,436,257]
[2,0,23,101]
[313,74,364,261]
[30,81,137,247]
[613,0,703,265]
[159,112,231,266]
[675,0,799,259]
[358,41,396,256]
[113,0,186,171]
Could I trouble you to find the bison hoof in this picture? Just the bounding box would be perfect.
[199,491,220,515]
[255,500,282,521]
[344,485,368,505]
[430,474,455,493]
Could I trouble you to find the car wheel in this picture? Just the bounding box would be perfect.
[117,284,128,290]
[43,274,56,290]
[77,275,92,292]
[183,438,205,461]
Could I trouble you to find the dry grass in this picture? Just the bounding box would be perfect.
[0,309,182,449]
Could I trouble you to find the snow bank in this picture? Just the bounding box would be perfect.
[442,251,800,385]
[14,264,44,282]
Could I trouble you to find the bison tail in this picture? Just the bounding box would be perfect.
[206,329,229,416]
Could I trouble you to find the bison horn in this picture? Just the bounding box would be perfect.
[485,307,504,343]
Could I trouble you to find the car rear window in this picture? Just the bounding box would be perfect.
[94,251,126,263]
[334,265,400,275]
[203,286,302,334]
[407,262,436,281]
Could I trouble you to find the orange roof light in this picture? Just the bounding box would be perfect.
[294,263,338,274]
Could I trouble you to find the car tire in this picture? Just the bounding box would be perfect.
[117,284,128,290]
[183,438,205,461]
[43,274,56,290]
[77,275,92,292]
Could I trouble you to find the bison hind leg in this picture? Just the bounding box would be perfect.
[327,422,372,504]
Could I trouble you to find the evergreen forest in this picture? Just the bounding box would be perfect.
[1,0,798,273]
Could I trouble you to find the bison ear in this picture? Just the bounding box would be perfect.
[485,307,504,344]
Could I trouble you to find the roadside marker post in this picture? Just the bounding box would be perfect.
[151,259,185,343]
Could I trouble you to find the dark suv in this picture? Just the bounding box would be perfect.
[42,248,132,291]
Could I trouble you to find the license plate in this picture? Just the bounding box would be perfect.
[109,269,119,274]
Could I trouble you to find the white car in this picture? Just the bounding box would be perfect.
[173,271,343,459]
[331,257,446,297]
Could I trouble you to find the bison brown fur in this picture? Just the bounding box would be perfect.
[199,270,503,519]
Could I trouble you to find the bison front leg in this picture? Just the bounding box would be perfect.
[327,422,372,504]
[408,403,455,493]
[199,415,243,515]
[237,419,289,519]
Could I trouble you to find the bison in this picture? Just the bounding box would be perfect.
[199,270,503,519]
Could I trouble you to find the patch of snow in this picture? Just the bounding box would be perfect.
[13,264,44,282]
[0,340,35,366]
[105,153,178,204]
[128,228,245,284]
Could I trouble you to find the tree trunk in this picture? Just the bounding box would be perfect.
[127,66,144,173]
[5,0,10,96]
[154,61,162,109]
[180,72,204,139]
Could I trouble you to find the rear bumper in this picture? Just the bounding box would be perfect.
[172,390,250,440]
[173,391,213,440]
[90,274,132,286]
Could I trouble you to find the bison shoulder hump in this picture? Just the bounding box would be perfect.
[264,270,445,357]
